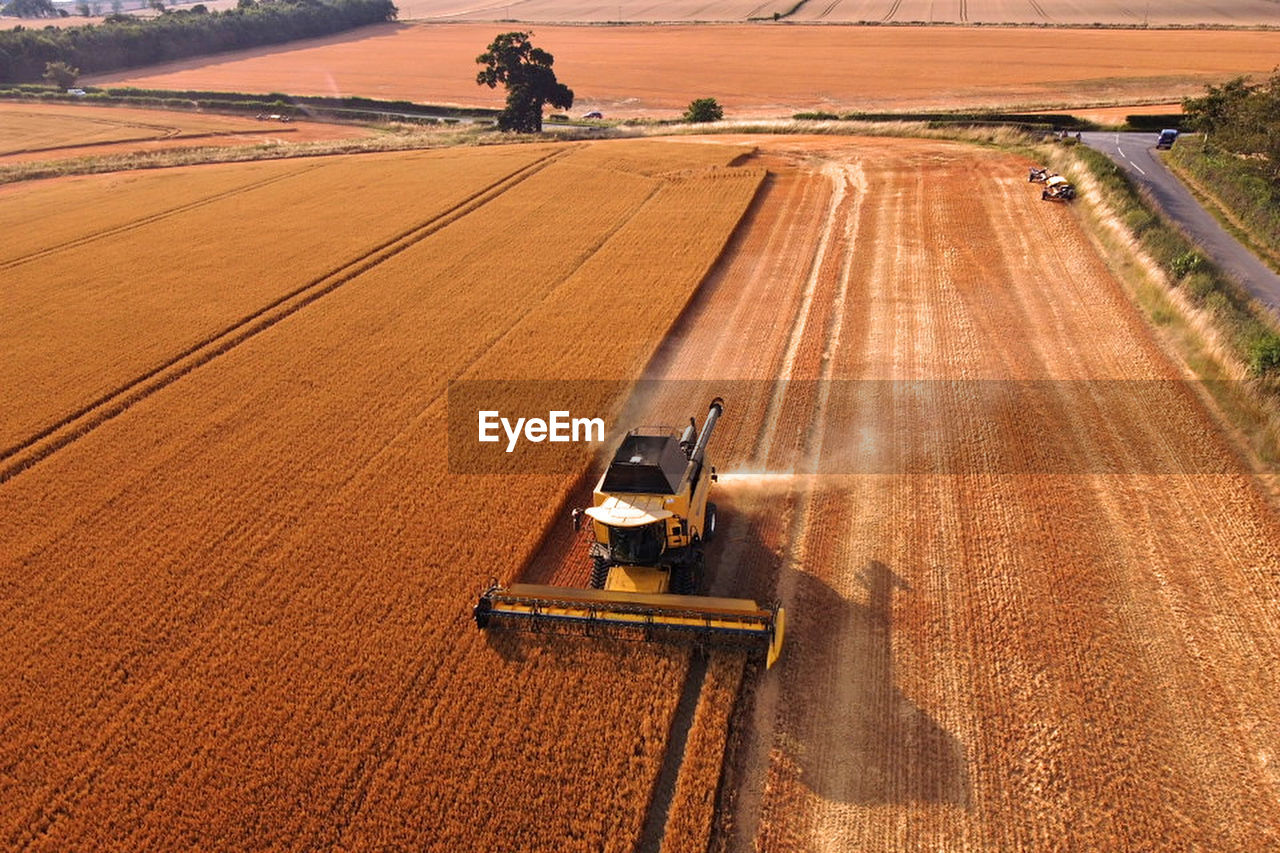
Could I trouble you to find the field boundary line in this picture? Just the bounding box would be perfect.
[0,146,576,484]
[0,161,324,270]
[1,127,290,159]
[3,132,172,158]
[498,167,769,589]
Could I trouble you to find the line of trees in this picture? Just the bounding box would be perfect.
[3,0,58,18]
[0,0,397,84]
[1183,73,1280,183]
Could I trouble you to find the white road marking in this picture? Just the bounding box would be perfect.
[1109,133,1147,176]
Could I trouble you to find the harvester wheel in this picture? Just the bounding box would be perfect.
[590,557,609,589]
[705,503,717,542]
[670,565,694,595]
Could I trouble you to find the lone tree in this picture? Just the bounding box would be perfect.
[476,31,573,134]
[684,97,723,123]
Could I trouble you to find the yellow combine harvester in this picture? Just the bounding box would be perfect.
[474,398,785,668]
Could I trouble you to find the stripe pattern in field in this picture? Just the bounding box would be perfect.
[665,137,1280,850]
[1,144,566,458]
[7,133,1280,850]
[0,139,763,850]
[516,135,1280,850]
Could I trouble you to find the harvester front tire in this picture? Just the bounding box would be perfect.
[671,565,694,596]
[590,557,609,589]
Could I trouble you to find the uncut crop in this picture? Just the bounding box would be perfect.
[0,109,173,155]
[0,143,558,453]
[660,652,745,852]
[0,139,761,850]
[0,105,284,157]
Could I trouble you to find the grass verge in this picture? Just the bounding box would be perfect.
[1043,141,1280,468]
[1164,135,1280,273]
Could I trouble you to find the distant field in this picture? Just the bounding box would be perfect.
[1028,101,1182,125]
[0,103,371,161]
[89,23,1280,117]
[12,0,1280,26]
[395,0,1280,24]
[0,105,186,154]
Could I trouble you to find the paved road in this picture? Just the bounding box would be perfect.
[1078,131,1280,313]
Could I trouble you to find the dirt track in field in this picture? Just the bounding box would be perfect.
[522,135,1280,848]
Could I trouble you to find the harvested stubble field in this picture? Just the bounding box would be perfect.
[396,0,1280,25]
[0,137,763,849]
[520,135,1280,848]
[713,138,1280,850]
[87,23,1280,117]
[0,102,369,163]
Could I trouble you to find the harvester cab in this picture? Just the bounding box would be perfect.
[474,398,785,668]
[578,398,721,596]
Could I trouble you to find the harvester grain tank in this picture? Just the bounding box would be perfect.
[474,398,785,668]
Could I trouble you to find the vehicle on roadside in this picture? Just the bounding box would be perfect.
[1041,175,1076,202]
[582,110,604,119]
[1156,129,1179,149]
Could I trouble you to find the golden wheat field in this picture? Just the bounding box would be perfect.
[0,138,762,849]
[0,102,368,162]
[1,145,560,457]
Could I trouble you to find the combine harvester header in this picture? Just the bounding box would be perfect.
[474,398,785,668]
